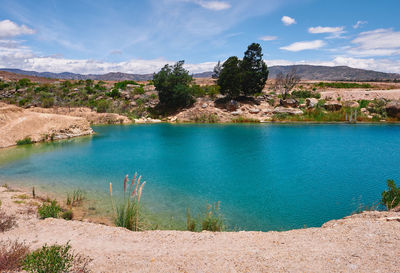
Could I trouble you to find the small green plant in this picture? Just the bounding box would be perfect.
[315,82,372,89]
[193,113,219,123]
[110,173,146,231]
[66,189,86,207]
[16,137,33,145]
[186,208,196,231]
[201,202,225,232]
[61,210,73,220]
[0,240,30,272]
[381,179,400,210]
[186,202,225,232]
[37,200,62,219]
[22,242,91,273]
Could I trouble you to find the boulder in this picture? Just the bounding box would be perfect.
[202,103,208,108]
[280,98,298,108]
[324,101,342,111]
[231,110,243,116]
[249,108,260,114]
[385,100,400,118]
[226,100,239,111]
[306,98,319,108]
[343,101,360,108]
[273,107,303,115]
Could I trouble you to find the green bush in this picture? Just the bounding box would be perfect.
[106,88,120,98]
[96,99,110,113]
[381,179,400,210]
[38,200,62,219]
[134,87,145,95]
[16,137,33,145]
[61,210,73,220]
[291,90,321,99]
[22,242,90,273]
[114,80,138,90]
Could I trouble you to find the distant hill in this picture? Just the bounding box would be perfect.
[1,65,399,82]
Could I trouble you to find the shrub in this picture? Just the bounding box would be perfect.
[96,99,110,113]
[381,179,400,210]
[22,242,91,273]
[110,173,146,231]
[186,208,196,232]
[16,137,33,145]
[38,200,62,219]
[106,88,120,98]
[61,210,73,220]
[0,211,17,232]
[192,113,219,123]
[134,86,145,95]
[0,240,30,272]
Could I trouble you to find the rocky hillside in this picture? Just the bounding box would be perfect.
[2,65,400,81]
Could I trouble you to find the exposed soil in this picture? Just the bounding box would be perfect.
[0,103,93,148]
[1,186,399,272]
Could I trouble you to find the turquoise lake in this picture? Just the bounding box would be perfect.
[0,124,399,231]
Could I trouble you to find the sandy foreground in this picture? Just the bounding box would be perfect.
[1,187,400,272]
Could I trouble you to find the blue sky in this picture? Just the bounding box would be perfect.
[0,0,400,74]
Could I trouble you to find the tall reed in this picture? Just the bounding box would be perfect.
[109,173,146,231]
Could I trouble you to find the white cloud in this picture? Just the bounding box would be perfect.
[280,40,325,52]
[349,28,400,56]
[259,35,277,41]
[353,21,367,29]
[195,1,231,10]
[0,19,35,38]
[281,16,296,26]
[308,26,344,34]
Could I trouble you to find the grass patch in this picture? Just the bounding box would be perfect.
[66,189,86,207]
[315,82,372,89]
[38,200,62,219]
[192,113,219,123]
[22,242,91,273]
[0,240,30,272]
[0,211,17,232]
[61,210,73,220]
[12,194,30,200]
[232,116,260,123]
[186,202,225,232]
[110,173,146,231]
[16,137,33,145]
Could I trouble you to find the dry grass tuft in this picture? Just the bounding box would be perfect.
[0,240,30,272]
[0,210,17,232]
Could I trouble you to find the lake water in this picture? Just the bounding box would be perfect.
[0,124,399,231]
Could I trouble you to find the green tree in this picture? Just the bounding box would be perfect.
[217,56,241,98]
[153,60,194,111]
[381,179,400,210]
[240,43,269,96]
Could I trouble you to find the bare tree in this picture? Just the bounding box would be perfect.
[274,68,301,100]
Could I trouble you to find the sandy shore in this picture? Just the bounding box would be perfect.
[1,186,399,272]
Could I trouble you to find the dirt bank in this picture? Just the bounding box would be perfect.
[0,103,93,148]
[320,89,400,101]
[29,106,131,125]
[1,186,399,272]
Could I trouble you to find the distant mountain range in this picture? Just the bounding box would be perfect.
[1,65,400,81]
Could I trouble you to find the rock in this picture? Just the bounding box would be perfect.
[249,108,260,114]
[385,100,400,118]
[143,85,156,92]
[231,110,243,116]
[280,98,298,108]
[120,91,131,100]
[226,100,239,111]
[360,108,368,114]
[306,98,319,108]
[127,84,140,89]
[273,107,303,115]
[299,103,306,108]
[343,101,360,108]
[130,101,137,107]
[202,103,208,108]
[324,101,342,111]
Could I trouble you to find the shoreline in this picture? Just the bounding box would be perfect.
[1,185,399,272]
